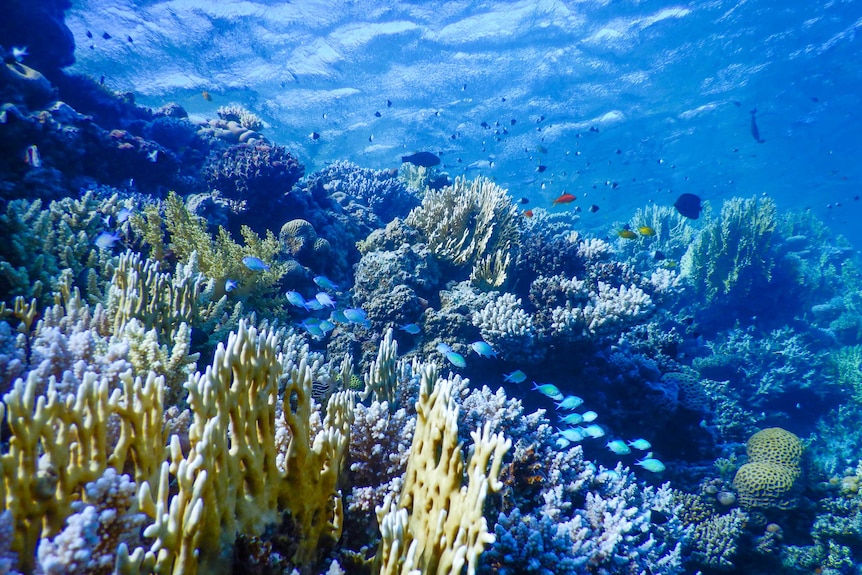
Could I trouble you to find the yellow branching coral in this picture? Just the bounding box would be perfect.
[374,363,511,575]
[405,176,519,288]
[361,327,399,408]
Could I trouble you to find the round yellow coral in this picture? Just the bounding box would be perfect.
[746,427,803,472]
[733,461,799,510]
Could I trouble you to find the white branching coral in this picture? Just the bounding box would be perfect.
[472,292,540,363]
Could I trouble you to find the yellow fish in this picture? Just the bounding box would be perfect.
[618,229,637,240]
[638,226,656,236]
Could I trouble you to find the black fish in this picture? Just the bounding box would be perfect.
[374,111,381,117]
[102,32,112,40]
[86,30,93,38]
[511,119,517,125]
[653,250,666,261]
[127,35,133,43]
[309,131,320,140]
[673,193,702,219]
[750,108,765,143]
[589,204,600,213]
[536,165,547,173]
[517,197,529,204]
[402,151,440,168]
[387,99,392,107]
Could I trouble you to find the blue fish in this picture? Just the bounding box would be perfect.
[636,453,666,473]
[445,351,466,368]
[555,395,584,410]
[285,291,307,309]
[305,299,325,311]
[116,207,133,223]
[436,342,452,354]
[503,370,527,384]
[313,275,339,291]
[399,323,421,335]
[94,231,121,250]
[242,256,270,272]
[225,279,238,293]
[315,292,337,308]
[470,341,497,358]
[318,320,335,334]
[531,382,563,401]
[343,308,368,323]
[330,309,348,324]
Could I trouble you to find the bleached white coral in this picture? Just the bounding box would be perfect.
[577,237,613,260]
[649,268,681,294]
[472,292,541,362]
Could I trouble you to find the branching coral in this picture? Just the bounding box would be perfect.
[375,363,511,575]
[405,176,519,289]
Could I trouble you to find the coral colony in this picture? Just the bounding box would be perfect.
[4,4,862,575]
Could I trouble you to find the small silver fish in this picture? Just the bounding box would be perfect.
[11,46,28,62]
[94,231,120,249]
[147,150,159,162]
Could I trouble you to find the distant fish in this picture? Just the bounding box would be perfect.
[466,160,493,170]
[536,145,548,154]
[750,108,765,143]
[86,30,93,39]
[504,370,527,384]
[637,226,656,236]
[102,32,112,40]
[618,229,637,240]
[673,193,702,219]
[636,452,666,473]
[201,90,212,101]
[313,275,339,290]
[309,131,321,140]
[402,151,440,168]
[225,279,238,293]
[94,231,121,250]
[589,204,600,213]
[470,341,497,358]
[559,412,583,425]
[147,150,159,163]
[285,291,307,309]
[536,165,547,173]
[387,99,392,107]
[653,250,666,261]
[556,395,584,410]
[445,351,466,368]
[11,46,28,62]
[552,193,576,205]
[116,207,133,223]
[343,308,368,324]
[628,438,652,451]
[606,439,631,455]
[374,111,381,117]
[127,35,133,43]
[436,342,452,354]
[315,292,337,308]
[24,145,41,168]
[241,256,270,271]
[531,382,563,401]
[523,209,533,218]
[399,323,421,335]
[517,197,529,204]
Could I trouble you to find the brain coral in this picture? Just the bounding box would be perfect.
[745,427,804,471]
[733,427,804,510]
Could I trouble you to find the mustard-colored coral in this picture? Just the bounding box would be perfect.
[732,427,804,510]
[744,427,804,471]
[374,363,511,575]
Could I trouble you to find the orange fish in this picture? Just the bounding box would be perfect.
[202,90,212,101]
[552,193,576,205]
[524,209,534,218]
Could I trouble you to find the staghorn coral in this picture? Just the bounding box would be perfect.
[405,176,519,289]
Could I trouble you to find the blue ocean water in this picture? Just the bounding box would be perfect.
[66,0,862,244]
[2,1,862,574]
